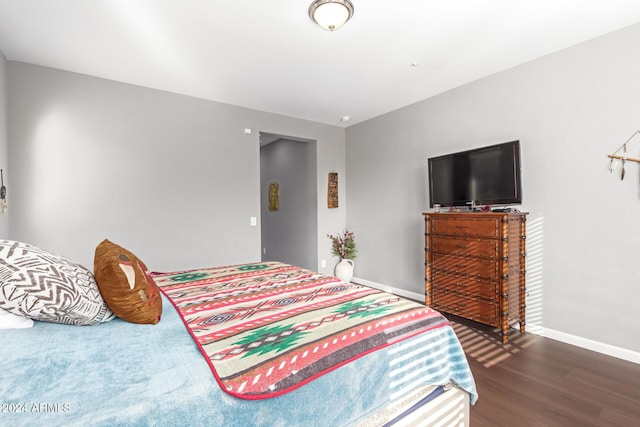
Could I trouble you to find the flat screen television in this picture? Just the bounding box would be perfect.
[428,140,522,208]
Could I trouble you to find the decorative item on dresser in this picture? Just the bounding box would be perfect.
[423,212,528,343]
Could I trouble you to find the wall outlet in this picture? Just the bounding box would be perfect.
[250,217,257,226]
[321,260,326,268]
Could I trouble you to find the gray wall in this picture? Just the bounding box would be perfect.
[0,52,11,239]
[346,24,640,353]
[260,139,317,270]
[0,51,8,239]
[7,62,346,273]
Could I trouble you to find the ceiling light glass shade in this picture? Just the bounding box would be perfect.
[309,0,354,31]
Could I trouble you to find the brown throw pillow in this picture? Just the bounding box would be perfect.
[94,239,162,324]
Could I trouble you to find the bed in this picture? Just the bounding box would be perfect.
[0,240,477,427]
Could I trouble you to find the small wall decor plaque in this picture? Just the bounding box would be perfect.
[268,182,279,211]
[328,172,338,208]
[0,169,6,213]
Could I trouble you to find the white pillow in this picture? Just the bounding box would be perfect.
[0,307,34,329]
[0,240,115,325]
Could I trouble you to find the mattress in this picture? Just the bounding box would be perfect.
[0,263,477,427]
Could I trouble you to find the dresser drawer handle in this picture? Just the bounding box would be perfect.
[455,282,467,287]
[455,244,467,249]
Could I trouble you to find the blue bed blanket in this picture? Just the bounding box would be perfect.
[0,294,477,427]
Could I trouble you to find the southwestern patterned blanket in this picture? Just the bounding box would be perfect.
[152,262,451,400]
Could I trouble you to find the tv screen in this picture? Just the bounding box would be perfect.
[428,140,522,208]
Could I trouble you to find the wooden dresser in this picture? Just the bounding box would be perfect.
[423,212,527,343]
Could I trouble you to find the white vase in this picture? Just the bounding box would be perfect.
[335,259,355,282]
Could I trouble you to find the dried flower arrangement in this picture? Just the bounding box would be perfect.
[327,229,357,260]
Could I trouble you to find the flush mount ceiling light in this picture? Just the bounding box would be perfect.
[309,0,354,31]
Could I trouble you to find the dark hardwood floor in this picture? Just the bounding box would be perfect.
[445,315,640,427]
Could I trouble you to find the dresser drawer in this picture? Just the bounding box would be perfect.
[432,273,497,300]
[431,236,498,258]
[430,216,499,238]
[431,290,498,325]
[432,253,498,280]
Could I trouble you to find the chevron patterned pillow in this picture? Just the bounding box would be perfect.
[0,240,115,325]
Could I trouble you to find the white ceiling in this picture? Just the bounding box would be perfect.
[1,0,640,127]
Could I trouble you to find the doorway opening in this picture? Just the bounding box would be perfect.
[259,132,318,271]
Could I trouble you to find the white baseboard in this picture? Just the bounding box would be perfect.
[541,327,640,365]
[351,276,424,302]
[352,276,640,365]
